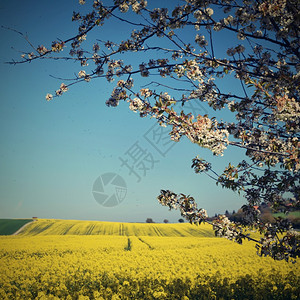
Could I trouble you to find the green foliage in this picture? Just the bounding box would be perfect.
[124,238,132,251]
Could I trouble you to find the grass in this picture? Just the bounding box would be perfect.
[273,211,300,218]
[0,219,32,235]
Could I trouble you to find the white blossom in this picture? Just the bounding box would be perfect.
[195,34,208,47]
[129,98,145,112]
[60,83,68,92]
[78,70,86,78]
[237,31,246,40]
[45,93,53,101]
[205,8,214,17]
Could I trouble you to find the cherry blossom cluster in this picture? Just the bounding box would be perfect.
[213,215,239,241]
[106,85,129,107]
[11,0,299,260]
[157,190,208,224]
[115,0,147,14]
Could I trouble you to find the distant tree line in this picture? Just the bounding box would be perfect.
[145,218,185,223]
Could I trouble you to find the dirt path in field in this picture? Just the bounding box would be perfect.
[12,221,34,235]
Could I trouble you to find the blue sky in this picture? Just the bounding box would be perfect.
[0,0,247,222]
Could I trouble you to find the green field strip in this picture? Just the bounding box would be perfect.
[273,211,300,218]
[0,219,33,235]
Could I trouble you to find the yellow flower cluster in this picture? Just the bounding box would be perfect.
[0,220,299,299]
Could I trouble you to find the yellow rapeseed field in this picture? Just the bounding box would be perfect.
[0,219,299,299]
[16,219,215,237]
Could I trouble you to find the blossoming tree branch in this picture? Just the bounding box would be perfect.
[8,0,299,261]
